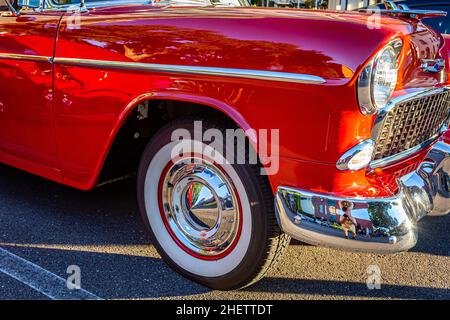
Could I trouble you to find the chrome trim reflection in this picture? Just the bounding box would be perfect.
[53,57,326,84]
[275,139,450,253]
[336,139,375,171]
[5,0,21,16]
[370,124,447,169]
[421,59,445,74]
[372,87,449,139]
[44,0,152,10]
[160,158,241,257]
[0,53,52,63]
[357,38,402,115]
[276,187,416,253]
[370,86,450,167]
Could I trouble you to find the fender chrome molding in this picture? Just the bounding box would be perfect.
[53,57,327,85]
[0,53,52,63]
[0,53,326,84]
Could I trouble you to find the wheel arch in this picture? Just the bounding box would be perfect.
[91,92,258,189]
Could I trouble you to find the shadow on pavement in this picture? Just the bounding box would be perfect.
[411,215,450,257]
[0,245,210,299]
[0,164,147,246]
[1,163,450,299]
[1,162,449,256]
[246,277,450,299]
[0,164,212,299]
[290,216,450,257]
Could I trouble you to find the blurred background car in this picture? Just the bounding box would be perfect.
[358,0,450,76]
[362,1,450,34]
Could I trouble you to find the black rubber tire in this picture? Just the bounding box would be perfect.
[137,118,290,290]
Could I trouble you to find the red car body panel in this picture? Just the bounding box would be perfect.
[0,5,447,197]
[0,12,62,182]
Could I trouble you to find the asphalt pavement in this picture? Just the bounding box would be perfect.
[0,163,449,300]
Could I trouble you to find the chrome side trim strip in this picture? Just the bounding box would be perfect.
[0,53,52,63]
[53,57,326,84]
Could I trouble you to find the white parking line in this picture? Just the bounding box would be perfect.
[0,247,101,300]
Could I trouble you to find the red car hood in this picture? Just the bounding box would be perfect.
[57,4,446,87]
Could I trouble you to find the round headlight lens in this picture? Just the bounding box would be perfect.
[372,46,398,108]
[357,39,402,115]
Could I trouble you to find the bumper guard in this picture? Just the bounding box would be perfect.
[275,140,450,253]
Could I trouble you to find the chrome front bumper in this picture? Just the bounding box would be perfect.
[275,140,450,254]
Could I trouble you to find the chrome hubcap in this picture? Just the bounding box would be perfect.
[160,158,241,258]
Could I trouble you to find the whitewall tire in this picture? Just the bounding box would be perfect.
[137,118,290,290]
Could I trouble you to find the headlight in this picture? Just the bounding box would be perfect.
[357,39,402,115]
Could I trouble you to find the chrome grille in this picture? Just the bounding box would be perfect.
[373,90,450,160]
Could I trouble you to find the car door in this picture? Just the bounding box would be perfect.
[0,2,62,177]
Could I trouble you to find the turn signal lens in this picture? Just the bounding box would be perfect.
[336,140,375,171]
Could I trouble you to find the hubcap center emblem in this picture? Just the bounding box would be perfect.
[184,182,219,231]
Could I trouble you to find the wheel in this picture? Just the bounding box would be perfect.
[137,118,290,290]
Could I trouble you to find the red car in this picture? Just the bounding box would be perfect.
[0,0,449,290]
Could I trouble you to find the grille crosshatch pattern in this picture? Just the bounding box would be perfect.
[373,91,450,160]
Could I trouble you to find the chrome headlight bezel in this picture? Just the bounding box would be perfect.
[357,39,403,115]
[336,139,375,171]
